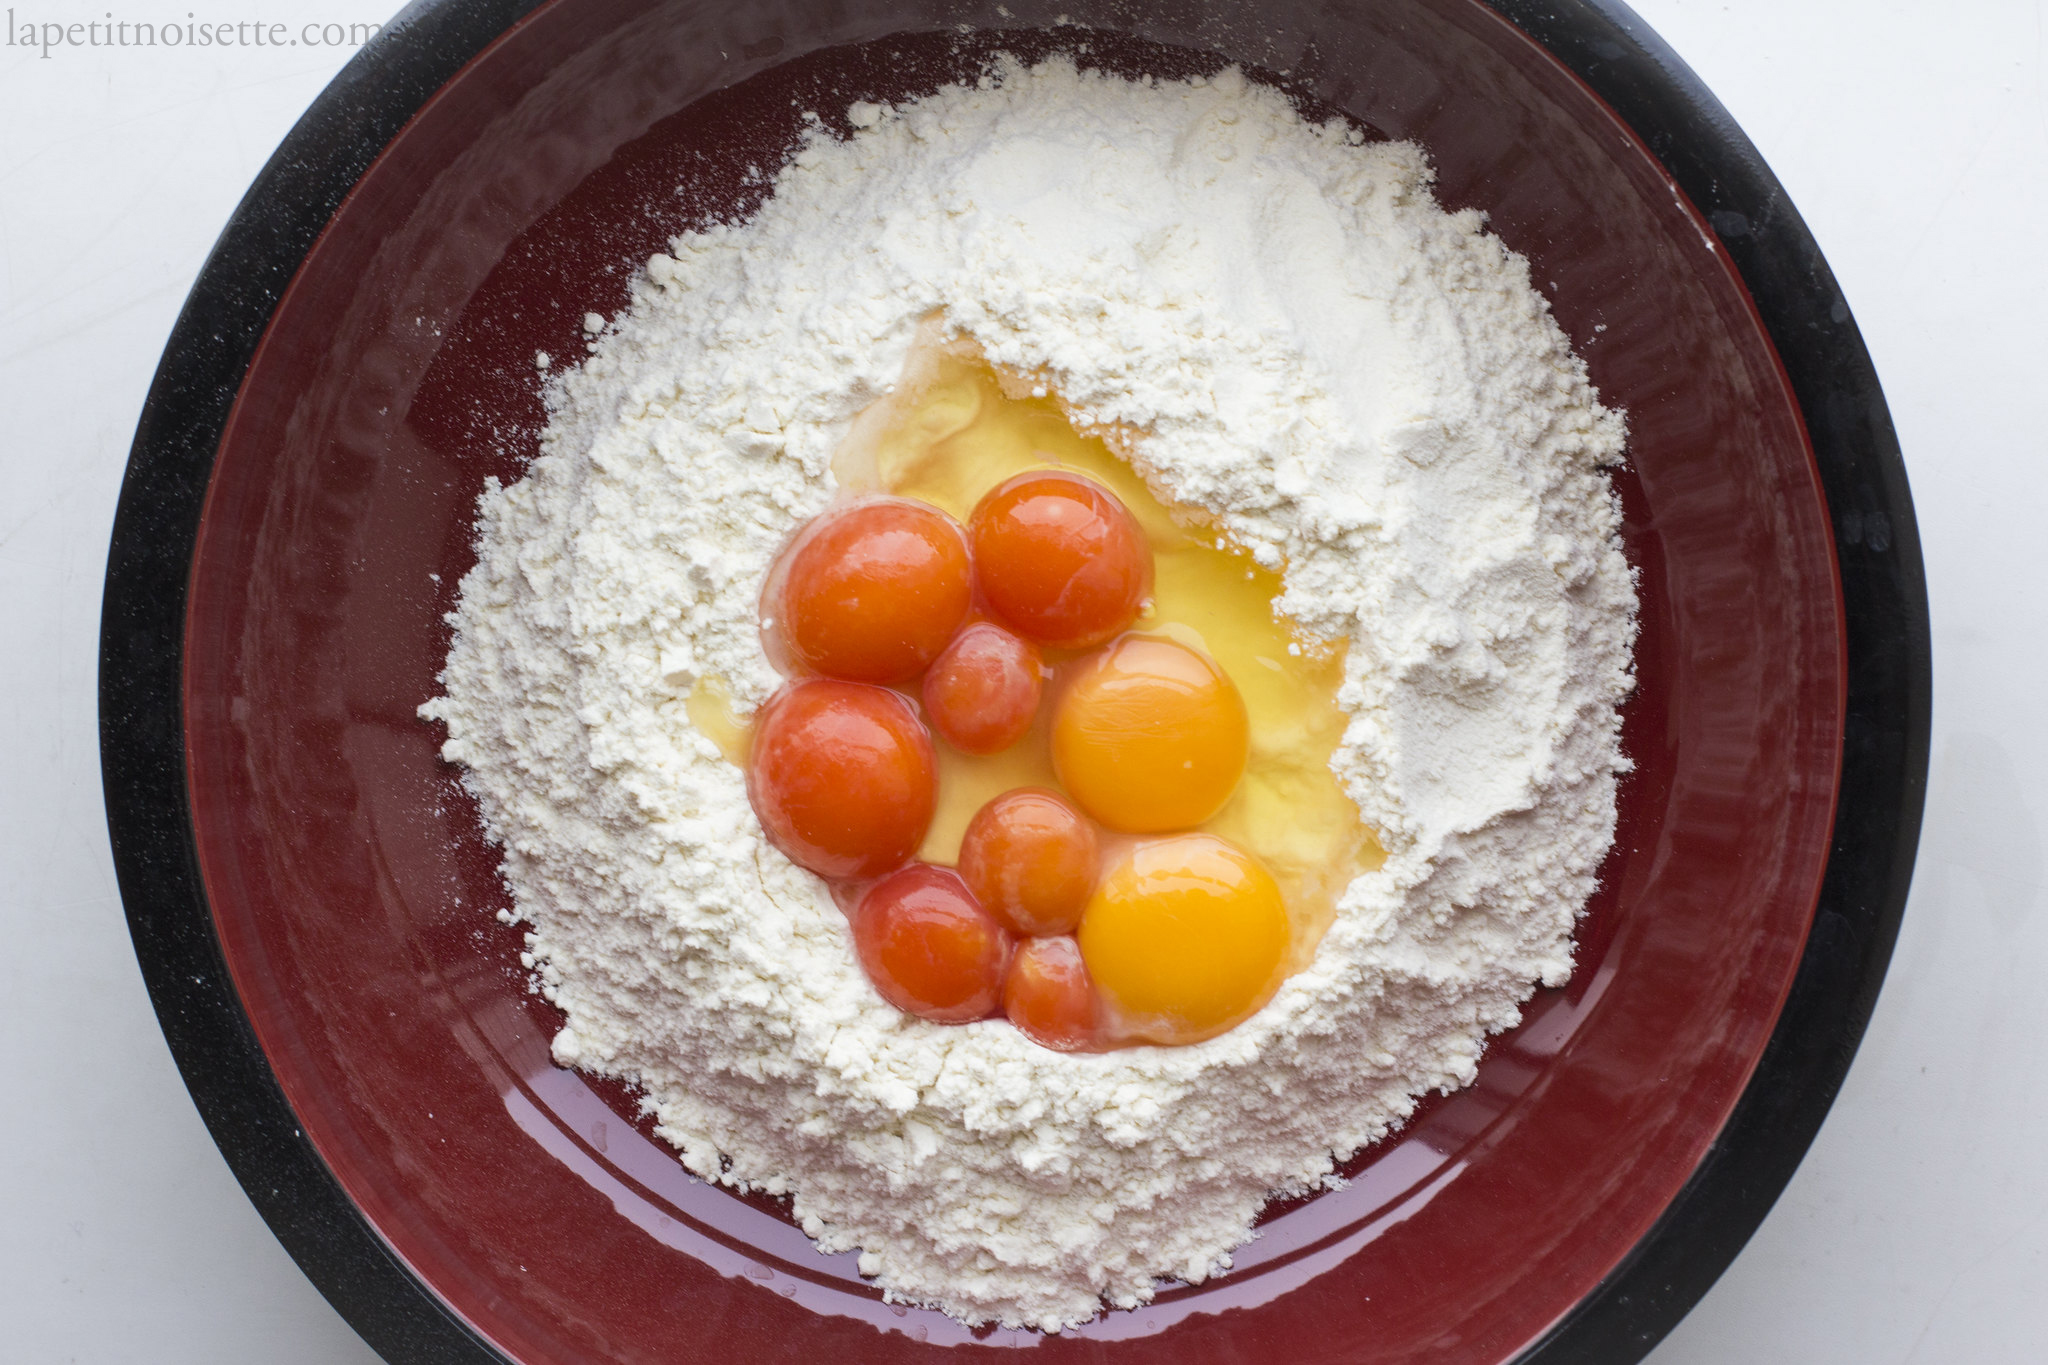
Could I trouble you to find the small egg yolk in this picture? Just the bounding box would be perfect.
[1078,834,1289,1045]
[1050,636,1249,833]
[774,499,971,683]
[958,787,1098,937]
[967,471,1152,649]
[922,621,1043,755]
[747,680,937,880]
[1002,936,1101,1052]
[854,864,1011,1023]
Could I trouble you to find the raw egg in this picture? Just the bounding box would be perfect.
[958,788,1097,937]
[968,470,1152,649]
[773,498,970,683]
[854,864,1011,1023]
[1002,936,1100,1052]
[728,340,1391,1050]
[1078,834,1289,1044]
[747,680,937,880]
[922,621,1043,755]
[1051,636,1249,833]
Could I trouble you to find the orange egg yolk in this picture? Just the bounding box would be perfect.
[968,471,1152,649]
[772,499,971,683]
[1078,834,1290,1044]
[922,621,1043,755]
[854,864,1010,1024]
[746,680,937,881]
[1002,935,1100,1051]
[958,787,1097,937]
[1050,635,1249,834]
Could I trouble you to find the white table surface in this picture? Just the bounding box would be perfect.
[3,0,2039,1360]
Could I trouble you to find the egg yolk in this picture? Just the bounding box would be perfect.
[968,471,1152,649]
[746,680,937,880]
[1051,636,1249,833]
[1002,936,1100,1052]
[922,621,1043,755]
[1078,834,1289,1044]
[773,499,971,683]
[854,864,1011,1023]
[958,787,1098,937]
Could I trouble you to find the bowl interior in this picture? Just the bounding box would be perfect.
[182,2,1843,1361]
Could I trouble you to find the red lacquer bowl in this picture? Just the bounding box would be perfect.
[101,1,1929,1363]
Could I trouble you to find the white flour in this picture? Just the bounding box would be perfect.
[424,59,1634,1330]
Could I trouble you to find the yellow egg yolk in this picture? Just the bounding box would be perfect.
[1078,834,1290,1044]
[1050,636,1248,833]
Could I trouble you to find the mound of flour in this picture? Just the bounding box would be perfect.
[423,58,1634,1330]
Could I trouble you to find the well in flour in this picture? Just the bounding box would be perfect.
[423,55,1635,1331]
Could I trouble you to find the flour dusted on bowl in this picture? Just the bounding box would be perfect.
[422,58,1635,1330]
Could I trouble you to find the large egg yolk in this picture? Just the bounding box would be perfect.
[772,499,971,684]
[746,680,937,880]
[967,470,1152,649]
[1051,636,1248,833]
[1078,834,1289,1044]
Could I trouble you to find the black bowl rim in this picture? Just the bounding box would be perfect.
[98,0,1931,1360]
